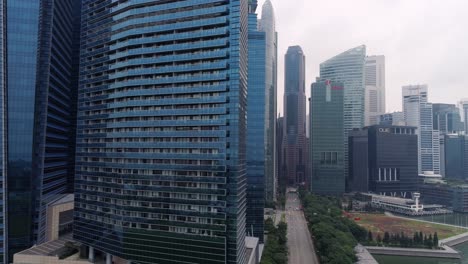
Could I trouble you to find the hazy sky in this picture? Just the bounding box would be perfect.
[257,0,468,114]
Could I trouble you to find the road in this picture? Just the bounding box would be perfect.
[286,188,320,264]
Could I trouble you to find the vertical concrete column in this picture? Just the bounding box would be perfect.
[106,253,112,264]
[88,246,95,262]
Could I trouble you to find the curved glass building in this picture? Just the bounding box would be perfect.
[75,1,248,263]
[320,45,366,192]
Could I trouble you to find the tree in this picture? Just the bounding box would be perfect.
[383,232,390,244]
[377,234,382,243]
[428,234,433,248]
[347,200,353,211]
[368,230,373,242]
[413,232,419,244]
[433,232,439,248]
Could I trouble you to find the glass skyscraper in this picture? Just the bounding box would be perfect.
[75,1,248,263]
[4,0,80,260]
[32,0,81,244]
[310,79,345,195]
[282,46,307,186]
[6,0,40,256]
[320,45,366,190]
[259,0,277,202]
[246,0,277,243]
[247,0,266,243]
[0,1,6,261]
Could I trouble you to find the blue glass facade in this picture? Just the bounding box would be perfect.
[246,4,266,242]
[443,135,465,180]
[75,1,248,263]
[6,0,40,256]
[5,0,80,259]
[32,0,81,244]
[0,0,7,261]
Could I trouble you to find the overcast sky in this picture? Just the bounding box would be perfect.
[257,0,468,114]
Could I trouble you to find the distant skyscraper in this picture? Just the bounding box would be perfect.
[460,99,468,134]
[379,112,405,126]
[282,46,307,186]
[403,85,440,174]
[75,1,248,264]
[276,115,285,189]
[433,103,462,134]
[4,0,80,260]
[320,45,366,189]
[0,0,6,261]
[349,126,419,197]
[310,79,345,195]
[245,0,277,243]
[259,0,277,203]
[443,134,466,180]
[365,55,385,126]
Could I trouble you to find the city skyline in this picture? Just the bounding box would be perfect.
[257,0,468,114]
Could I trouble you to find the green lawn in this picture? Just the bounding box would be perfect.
[351,213,466,239]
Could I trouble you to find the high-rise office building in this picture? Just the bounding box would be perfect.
[365,55,385,126]
[0,0,6,261]
[310,79,345,195]
[349,126,419,197]
[276,115,285,190]
[282,46,307,186]
[320,45,366,189]
[443,134,466,180]
[433,103,462,134]
[75,1,248,264]
[460,99,468,134]
[4,0,81,259]
[259,0,277,204]
[6,0,40,255]
[246,0,277,242]
[379,112,405,126]
[403,85,440,174]
[33,0,81,245]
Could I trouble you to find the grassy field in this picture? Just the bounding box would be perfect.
[351,213,466,239]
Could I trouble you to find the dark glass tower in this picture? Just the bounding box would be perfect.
[282,46,307,186]
[5,0,80,259]
[75,1,248,264]
[349,125,419,197]
[443,135,465,180]
[6,0,40,255]
[310,79,345,195]
[246,0,277,243]
[0,0,7,261]
[32,0,81,244]
[246,1,266,242]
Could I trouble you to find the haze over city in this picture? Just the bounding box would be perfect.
[258,0,468,113]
